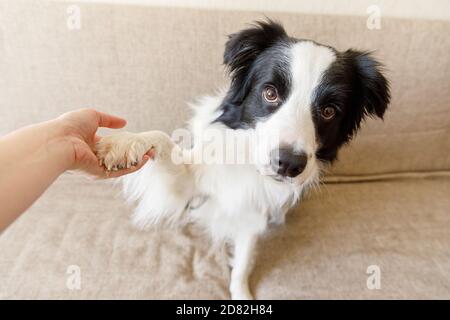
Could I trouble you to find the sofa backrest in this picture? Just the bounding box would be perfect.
[1,1,449,177]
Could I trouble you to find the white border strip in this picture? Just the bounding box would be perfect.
[56,0,450,21]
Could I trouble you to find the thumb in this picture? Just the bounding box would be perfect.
[96,111,127,129]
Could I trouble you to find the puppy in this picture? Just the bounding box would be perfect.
[96,20,390,299]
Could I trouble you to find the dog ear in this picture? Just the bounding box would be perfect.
[344,50,390,119]
[339,50,390,141]
[223,20,288,102]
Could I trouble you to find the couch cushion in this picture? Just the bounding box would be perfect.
[0,1,449,176]
[1,174,449,299]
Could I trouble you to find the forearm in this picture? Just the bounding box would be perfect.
[0,120,72,231]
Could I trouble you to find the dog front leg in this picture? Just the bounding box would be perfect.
[230,233,258,300]
[95,130,183,171]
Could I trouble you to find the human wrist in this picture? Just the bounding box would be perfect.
[40,119,77,171]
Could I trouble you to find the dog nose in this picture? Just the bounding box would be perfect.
[271,147,308,178]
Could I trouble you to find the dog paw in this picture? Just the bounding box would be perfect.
[95,132,151,171]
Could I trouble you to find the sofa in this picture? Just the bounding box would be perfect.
[0,0,449,299]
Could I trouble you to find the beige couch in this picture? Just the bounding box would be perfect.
[0,1,449,299]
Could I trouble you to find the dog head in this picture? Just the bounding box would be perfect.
[215,20,390,185]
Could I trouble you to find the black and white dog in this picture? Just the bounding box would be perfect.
[96,20,390,299]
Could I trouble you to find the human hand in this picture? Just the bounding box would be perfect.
[57,108,153,178]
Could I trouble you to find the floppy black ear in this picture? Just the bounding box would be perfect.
[344,50,390,119]
[336,50,390,143]
[223,20,288,102]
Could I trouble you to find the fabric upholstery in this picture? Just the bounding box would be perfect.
[0,174,449,299]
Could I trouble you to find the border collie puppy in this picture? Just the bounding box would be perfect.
[96,20,390,299]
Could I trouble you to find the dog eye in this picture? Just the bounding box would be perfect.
[321,105,336,120]
[262,85,279,103]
